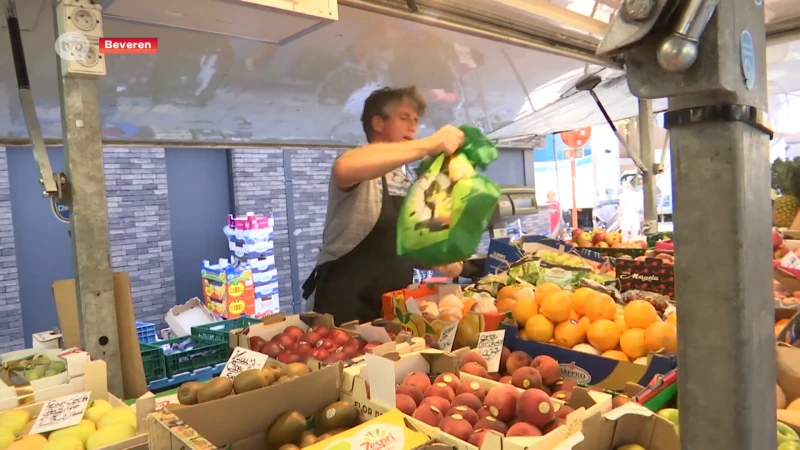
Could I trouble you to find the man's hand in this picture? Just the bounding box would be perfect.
[433,262,464,278]
[425,125,465,157]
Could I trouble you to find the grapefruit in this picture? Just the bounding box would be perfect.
[623,300,660,329]
[540,291,573,323]
[644,321,678,353]
[586,319,621,352]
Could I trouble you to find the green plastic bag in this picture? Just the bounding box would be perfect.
[396,126,502,267]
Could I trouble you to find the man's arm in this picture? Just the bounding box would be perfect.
[332,139,433,190]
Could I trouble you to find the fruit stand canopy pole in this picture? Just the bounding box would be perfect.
[600,0,776,448]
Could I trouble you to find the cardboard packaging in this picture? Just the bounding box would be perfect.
[0,348,91,411]
[165,298,217,338]
[485,235,607,274]
[615,258,674,298]
[147,363,433,450]
[502,323,676,391]
[381,284,505,349]
[556,402,679,450]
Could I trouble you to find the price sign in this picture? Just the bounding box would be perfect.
[782,252,800,270]
[220,347,269,380]
[30,392,91,434]
[476,330,506,373]
[437,322,459,352]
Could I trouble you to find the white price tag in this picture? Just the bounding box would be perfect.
[782,251,800,270]
[30,391,91,434]
[437,322,459,352]
[220,347,269,380]
[476,330,506,373]
[357,324,392,344]
[405,297,422,315]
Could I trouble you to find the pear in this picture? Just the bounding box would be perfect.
[0,427,15,449]
[0,409,31,437]
[43,435,83,450]
[48,420,95,444]
[7,434,47,450]
[84,400,113,424]
[48,361,66,373]
[85,423,136,450]
[96,407,136,430]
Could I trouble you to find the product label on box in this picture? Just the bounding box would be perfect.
[616,258,675,297]
[220,347,269,380]
[782,252,800,270]
[559,363,592,384]
[30,391,91,434]
[323,424,406,450]
[476,330,505,372]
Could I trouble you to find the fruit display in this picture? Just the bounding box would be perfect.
[247,325,389,364]
[0,399,137,450]
[455,349,568,395]
[772,157,800,228]
[176,361,312,405]
[395,359,577,445]
[3,356,67,383]
[774,231,799,263]
[265,400,360,450]
[567,228,647,250]
[510,283,677,362]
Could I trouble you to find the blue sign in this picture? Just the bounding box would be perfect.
[740,30,756,91]
[51,197,70,223]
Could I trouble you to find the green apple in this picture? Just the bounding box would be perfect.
[778,421,800,445]
[657,408,679,426]
[779,441,800,450]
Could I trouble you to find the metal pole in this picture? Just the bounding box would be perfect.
[52,1,123,396]
[665,3,774,449]
[638,99,657,234]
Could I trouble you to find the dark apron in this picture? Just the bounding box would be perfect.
[302,176,415,325]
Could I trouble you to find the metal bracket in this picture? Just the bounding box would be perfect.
[664,104,774,139]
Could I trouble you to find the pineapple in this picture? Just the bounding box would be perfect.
[772,157,800,227]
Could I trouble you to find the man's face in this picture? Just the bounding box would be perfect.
[371,101,419,142]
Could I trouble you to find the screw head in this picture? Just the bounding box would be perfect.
[623,0,655,21]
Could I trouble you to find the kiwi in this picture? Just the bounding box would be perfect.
[315,401,358,433]
[261,368,279,384]
[285,362,311,378]
[267,411,307,449]
[299,432,317,448]
[276,375,299,385]
[234,369,271,394]
[266,362,287,377]
[177,381,202,405]
[326,428,348,436]
[316,433,333,441]
[197,377,233,403]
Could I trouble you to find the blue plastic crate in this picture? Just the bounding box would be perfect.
[136,321,157,343]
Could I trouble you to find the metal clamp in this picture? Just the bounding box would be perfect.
[663,104,774,139]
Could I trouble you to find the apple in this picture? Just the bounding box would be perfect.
[657,408,679,426]
[592,232,606,245]
[572,228,584,241]
[776,247,791,260]
[577,231,593,243]
[611,243,624,249]
[606,232,622,245]
[778,421,800,445]
[597,242,609,248]
[775,230,785,250]
[579,241,593,248]
[779,441,800,450]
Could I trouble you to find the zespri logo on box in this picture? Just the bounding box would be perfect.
[99,38,158,54]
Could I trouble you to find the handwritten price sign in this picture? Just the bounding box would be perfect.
[30,392,91,434]
[476,330,506,373]
[220,347,269,380]
[437,322,459,352]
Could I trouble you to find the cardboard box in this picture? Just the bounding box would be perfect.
[485,236,607,274]
[31,329,64,350]
[165,298,217,337]
[502,324,676,391]
[615,258,674,298]
[0,348,90,411]
[381,284,505,349]
[146,362,433,450]
[556,402,679,450]
[344,350,613,450]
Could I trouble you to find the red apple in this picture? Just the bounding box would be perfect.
[596,242,609,248]
[592,232,606,245]
[261,341,282,358]
[577,232,592,244]
[310,325,330,337]
[774,230,784,250]
[309,348,330,361]
[302,331,321,346]
[571,228,584,241]
[294,342,313,357]
[318,338,337,351]
[283,326,305,341]
[249,336,267,351]
[329,329,351,346]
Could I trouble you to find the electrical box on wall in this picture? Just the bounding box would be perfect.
[55,0,106,77]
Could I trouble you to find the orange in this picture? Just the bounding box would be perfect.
[665,312,677,325]
[623,300,660,329]
[569,310,580,320]
[512,296,539,326]
[586,319,621,352]
[602,350,630,362]
[619,328,647,360]
[776,318,790,327]
[571,287,598,316]
[578,316,591,331]
[644,321,677,353]
[583,294,617,322]
[540,291,573,323]
[614,315,629,334]
[535,282,562,306]
[525,314,555,342]
[554,320,586,348]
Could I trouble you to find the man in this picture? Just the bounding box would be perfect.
[303,86,465,325]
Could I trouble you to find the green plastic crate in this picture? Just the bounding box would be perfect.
[191,317,262,344]
[647,232,673,247]
[139,343,166,382]
[142,336,231,378]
